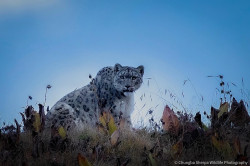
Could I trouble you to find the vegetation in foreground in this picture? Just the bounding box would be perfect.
[1,78,250,166]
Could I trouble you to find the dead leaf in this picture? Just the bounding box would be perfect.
[148,153,157,166]
[33,112,41,132]
[171,140,183,157]
[99,111,117,135]
[211,135,232,159]
[234,137,248,163]
[14,119,20,143]
[218,102,229,118]
[230,98,250,126]
[78,153,91,166]
[58,126,66,139]
[108,115,117,135]
[235,145,248,164]
[119,118,126,129]
[211,107,219,129]
[97,124,106,134]
[234,137,241,155]
[38,104,46,131]
[161,105,180,136]
[25,106,33,119]
[194,112,202,128]
[99,112,107,127]
[110,130,120,146]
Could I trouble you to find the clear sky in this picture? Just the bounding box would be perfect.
[0,0,249,126]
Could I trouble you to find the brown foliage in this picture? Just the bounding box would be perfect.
[0,97,250,165]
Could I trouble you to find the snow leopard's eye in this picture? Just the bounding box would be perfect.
[131,76,137,80]
[120,76,125,79]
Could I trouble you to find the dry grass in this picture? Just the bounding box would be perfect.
[1,85,250,166]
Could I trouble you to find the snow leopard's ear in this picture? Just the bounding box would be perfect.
[114,63,122,73]
[137,65,144,76]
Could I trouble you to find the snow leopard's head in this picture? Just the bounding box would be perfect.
[113,63,144,93]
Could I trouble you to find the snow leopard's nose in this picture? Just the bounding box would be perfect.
[125,85,131,89]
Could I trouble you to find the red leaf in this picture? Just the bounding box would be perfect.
[161,105,180,136]
[78,153,91,166]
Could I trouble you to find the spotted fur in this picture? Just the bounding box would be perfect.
[45,64,144,130]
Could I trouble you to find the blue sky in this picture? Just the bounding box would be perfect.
[0,0,249,126]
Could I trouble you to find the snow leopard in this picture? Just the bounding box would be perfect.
[45,63,144,130]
